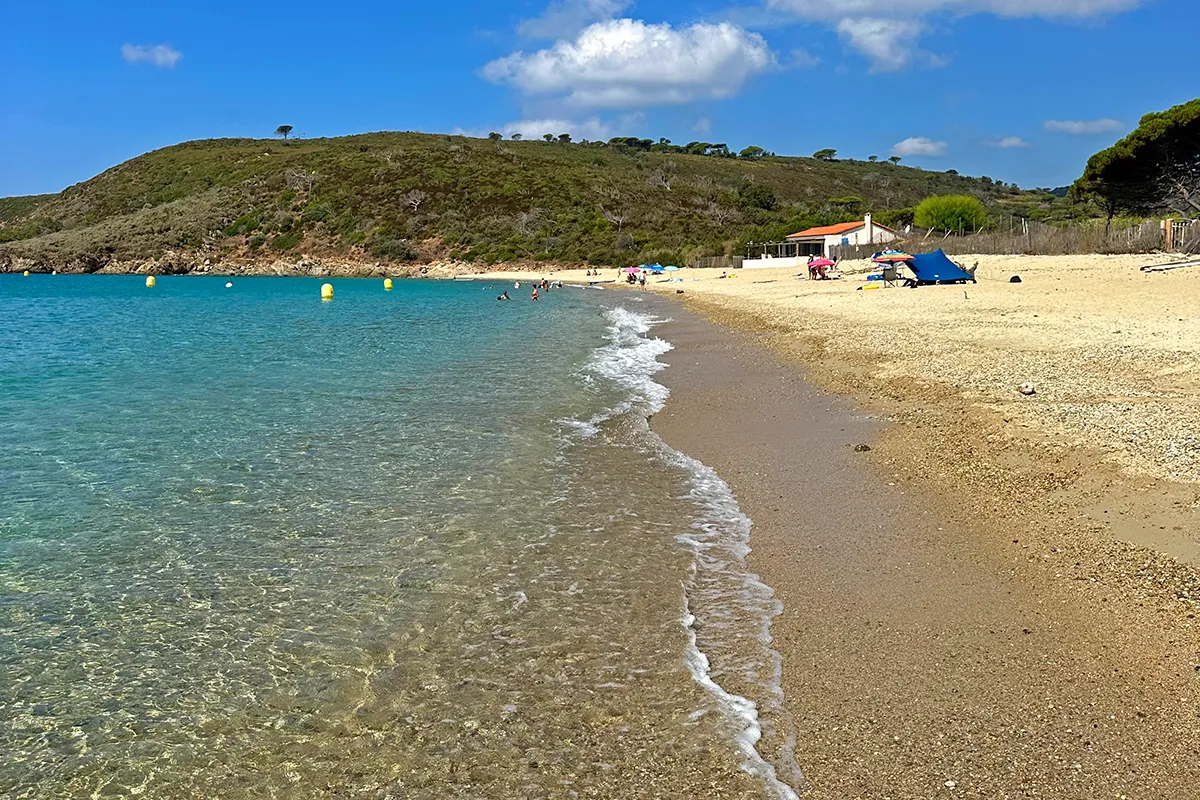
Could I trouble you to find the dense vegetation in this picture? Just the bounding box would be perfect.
[0,131,1065,272]
[1073,98,1200,221]
[914,195,988,234]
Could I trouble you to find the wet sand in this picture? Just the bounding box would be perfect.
[651,307,1200,799]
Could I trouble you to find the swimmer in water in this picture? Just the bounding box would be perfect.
[497,291,510,300]
[531,287,539,301]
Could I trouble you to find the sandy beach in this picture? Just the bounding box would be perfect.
[473,254,1200,796]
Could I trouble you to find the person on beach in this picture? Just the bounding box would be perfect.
[638,272,646,289]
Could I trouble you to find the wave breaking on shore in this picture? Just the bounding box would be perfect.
[575,305,802,799]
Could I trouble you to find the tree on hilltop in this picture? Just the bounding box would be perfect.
[275,125,293,140]
[739,146,767,159]
[813,148,837,161]
[488,132,502,141]
[889,155,902,164]
[543,133,554,142]
[511,133,522,140]
[1073,98,1200,221]
[868,155,879,162]
[558,133,572,144]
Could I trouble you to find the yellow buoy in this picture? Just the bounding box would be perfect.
[321,282,334,300]
[146,275,156,288]
[383,278,393,291]
[52,270,58,276]
[23,270,30,277]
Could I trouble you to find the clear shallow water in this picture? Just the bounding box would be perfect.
[0,275,797,798]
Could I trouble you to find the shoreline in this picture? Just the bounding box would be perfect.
[648,303,1200,797]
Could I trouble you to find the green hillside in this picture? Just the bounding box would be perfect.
[0,131,1046,272]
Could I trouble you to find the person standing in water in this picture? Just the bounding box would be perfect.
[531,287,539,301]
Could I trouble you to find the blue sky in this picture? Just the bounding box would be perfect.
[2,0,1195,197]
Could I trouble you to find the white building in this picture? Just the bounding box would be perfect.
[742,214,901,269]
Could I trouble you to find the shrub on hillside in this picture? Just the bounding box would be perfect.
[223,213,259,237]
[370,236,417,261]
[738,182,778,211]
[914,195,986,233]
[269,230,302,251]
[876,207,916,228]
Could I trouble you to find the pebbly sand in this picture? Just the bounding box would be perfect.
[471,255,1200,796]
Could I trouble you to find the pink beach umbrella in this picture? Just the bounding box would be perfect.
[810,257,834,268]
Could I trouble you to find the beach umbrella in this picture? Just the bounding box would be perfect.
[663,265,680,271]
[810,257,834,268]
[646,264,664,272]
[872,252,914,263]
[624,267,640,273]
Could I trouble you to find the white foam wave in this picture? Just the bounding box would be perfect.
[575,305,802,799]
[565,306,673,437]
[669,447,800,800]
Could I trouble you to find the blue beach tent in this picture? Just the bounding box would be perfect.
[908,249,975,285]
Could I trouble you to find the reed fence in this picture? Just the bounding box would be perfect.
[830,219,1193,260]
[688,255,744,269]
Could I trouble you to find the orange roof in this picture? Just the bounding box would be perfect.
[786,221,865,239]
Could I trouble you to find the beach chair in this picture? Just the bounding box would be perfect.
[881,264,900,287]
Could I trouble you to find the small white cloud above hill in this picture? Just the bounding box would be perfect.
[457,118,615,141]
[121,44,182,68]
[990,135,1030,147]
[892,136,948,156]
[1044,118,1123,134]
[502,118,615,140]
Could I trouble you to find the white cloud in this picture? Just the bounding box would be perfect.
[990,135,1030,147]
[766,0,1140,70]
[517,0,631,39]
[693,117,713,133]
[121,43,183,69]
[835,18,923,71]
[500,118,615,140]
[483,19,776,107]
[1044,118,1123,134]
[892,136,947,156]
[767,0,1140,18]
[790,48,821,68]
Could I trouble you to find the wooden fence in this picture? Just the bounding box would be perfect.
[830,219,1190,260]
[1168,219,1200,253]
[687,255,744,269]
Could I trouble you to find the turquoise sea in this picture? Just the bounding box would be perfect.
[0,275,798,798]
